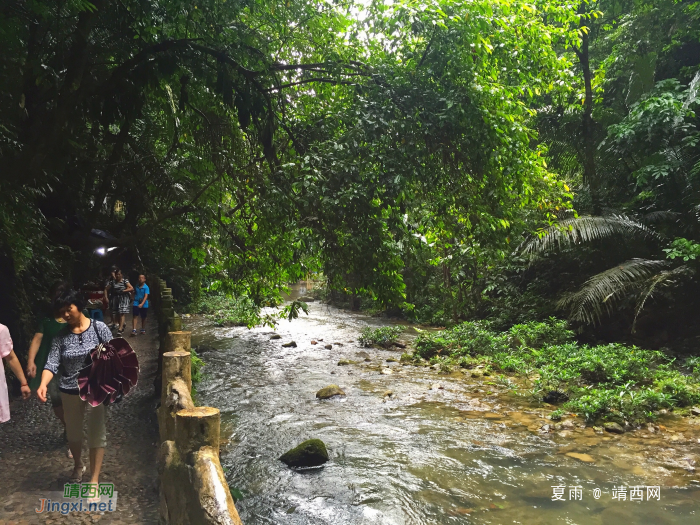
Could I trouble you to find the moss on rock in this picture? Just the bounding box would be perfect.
[316,384,346,399]
[280,439,329,467]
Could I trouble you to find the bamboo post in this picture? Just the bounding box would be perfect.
[175,407,221,455]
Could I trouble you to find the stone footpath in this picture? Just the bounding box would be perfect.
[0,317,160,524]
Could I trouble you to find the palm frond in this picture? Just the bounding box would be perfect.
[632,265,695,333]
[557,259,670,325]
[520,215,658,255]
[641,210,681,225]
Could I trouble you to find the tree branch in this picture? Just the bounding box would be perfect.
[267,78,359,92]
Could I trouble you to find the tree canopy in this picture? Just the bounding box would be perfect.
[1,0,699,347]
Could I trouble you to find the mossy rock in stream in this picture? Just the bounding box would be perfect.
[338,359,358,366]
[316,384,345,399]
[280,439,329,467]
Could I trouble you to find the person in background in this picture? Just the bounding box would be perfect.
[104,266,117,328]
[104,267,133,336]
[26,280,72,456]
[1,323,32,423]
[131,274,149,336]
[37,289,112,483]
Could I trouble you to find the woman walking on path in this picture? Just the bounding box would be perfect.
[104,268,133,335]
[37,289,113,484]
[26,281,73,456]
[0,324,32,423]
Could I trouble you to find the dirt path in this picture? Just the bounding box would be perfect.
[0,317,160,524]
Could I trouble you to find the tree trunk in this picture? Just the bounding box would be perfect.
[577,9,599,214]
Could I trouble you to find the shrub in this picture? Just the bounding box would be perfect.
[358,326,404,347]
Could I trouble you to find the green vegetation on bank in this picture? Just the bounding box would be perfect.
[410,319,700,424]
[189,294,263,328]
[189,292,309,328]
[190,347,204,401]
[358,326,404,348]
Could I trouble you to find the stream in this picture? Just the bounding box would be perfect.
[187,284,700,524]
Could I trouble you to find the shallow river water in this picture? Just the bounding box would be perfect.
[188,286,700,524]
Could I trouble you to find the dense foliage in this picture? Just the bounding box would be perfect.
[0,0,698,355]
[411,318,700,423]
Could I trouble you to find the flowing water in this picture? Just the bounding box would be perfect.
[188,284,700,524]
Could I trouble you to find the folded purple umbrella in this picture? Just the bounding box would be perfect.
[78,337,139,407]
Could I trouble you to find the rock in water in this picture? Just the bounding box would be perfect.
[270,334,282,340]
[324,344,333,349]
[282,341,297,348]
[603,422,625,434]
[542,390,569,403]
[316,384,346,399]
[380,368,393,375]
[691,407,700,416]
[566,452,595,463]
[280,439,329,467]
[337,359,357,366]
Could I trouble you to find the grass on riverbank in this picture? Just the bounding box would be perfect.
[409,318,700,424]
[189,293,262,327]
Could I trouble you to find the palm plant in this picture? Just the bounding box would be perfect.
[521,215,695,329]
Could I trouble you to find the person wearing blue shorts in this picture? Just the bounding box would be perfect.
[131,274,149,336]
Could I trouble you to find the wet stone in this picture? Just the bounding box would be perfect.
[316,385,346,399]
[604,422,625,434]
[280,439,329,468]
[566,452,595,463]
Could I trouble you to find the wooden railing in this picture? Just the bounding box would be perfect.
[154,279,242,525]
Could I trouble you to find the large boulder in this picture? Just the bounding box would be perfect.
[316,385,345,399]
[280,439,329,467]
